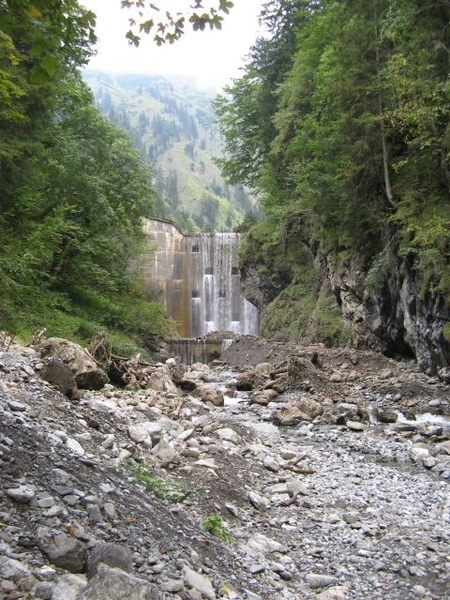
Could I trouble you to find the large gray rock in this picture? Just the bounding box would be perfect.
[36,529,87,573]
[40,356,80,399]
[80,563,159,599]
[85,543,133,578]
[38,337,108,390]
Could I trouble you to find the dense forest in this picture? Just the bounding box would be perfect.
[215,0,450,371]
[0,0,172,353]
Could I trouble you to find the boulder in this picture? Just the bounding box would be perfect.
[40,356,79,400]
[235,370,257,391]
[36,529,87,573]
[38,338,108,390]
[85,543,133,578]
[195,384,224,406]
[251,389,279,405]
[272,397,323,426]
[80,564,159,599]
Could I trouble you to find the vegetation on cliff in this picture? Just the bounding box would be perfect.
[215,0,450,349]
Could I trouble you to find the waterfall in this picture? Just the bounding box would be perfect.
[188,232,259,336]
[140,219,259,339]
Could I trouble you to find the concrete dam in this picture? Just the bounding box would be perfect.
[138,219,259,342]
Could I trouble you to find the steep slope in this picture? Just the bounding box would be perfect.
[83,72,256,232]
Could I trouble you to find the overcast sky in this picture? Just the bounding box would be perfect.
[82,0,265,90]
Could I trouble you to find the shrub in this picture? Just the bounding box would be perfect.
[201,512,232,543]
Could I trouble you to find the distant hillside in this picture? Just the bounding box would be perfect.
[83,71,257,232]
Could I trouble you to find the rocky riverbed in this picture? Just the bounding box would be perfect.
[0,335,449,600]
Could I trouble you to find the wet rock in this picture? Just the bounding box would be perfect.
[236,370,257,391]
[195,384,224,406]
[374,408,398,423]
[346,420,366,431]
[272,397,323,425]
[250,389,279,405]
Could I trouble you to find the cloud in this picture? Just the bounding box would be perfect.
[82,0,264,90]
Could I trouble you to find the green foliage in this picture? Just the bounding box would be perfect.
[125,461,192,503]
[263,284,316,340]
[85,72,254,232]
[443,322,450,343]
[216,0,450,323]
[262,282,347,346]
[201,512,232,543]
[0,8,176,350]
[121,1,234,46]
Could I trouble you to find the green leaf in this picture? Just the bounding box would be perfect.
[40,55,59,77]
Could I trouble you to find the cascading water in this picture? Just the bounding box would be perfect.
[139,219,259,363]
[188,232,259,336]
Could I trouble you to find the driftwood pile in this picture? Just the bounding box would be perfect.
[87,332,158,388]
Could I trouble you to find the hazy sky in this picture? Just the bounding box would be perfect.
[82,0,265,90]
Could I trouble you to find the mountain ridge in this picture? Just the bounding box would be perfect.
[83,71,257,233]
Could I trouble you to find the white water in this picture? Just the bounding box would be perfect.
[188,233,259,336]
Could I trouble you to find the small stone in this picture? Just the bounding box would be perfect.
[33,582,54,600]
[180,448,200,458]
[66,437,85,456]
[330,373,342,383]
[316,586,348,600]
[263,455,279,472]
[6,398,27,411]
[183,566,216,600]
[343,513,360,525]
[305,573,339,589]
[36,566,57,581]
[162,578,184,593]
[36,494,55,508]
[248,491,269,512]
[0,556,31,581]
[346,420,365,432]
[246,533,288,554]
[101,434,115,449]
[249,563,266,574]
[436,440,450,455]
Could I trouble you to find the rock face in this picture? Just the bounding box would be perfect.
[242,245,450,374]
[363,258,450,373]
